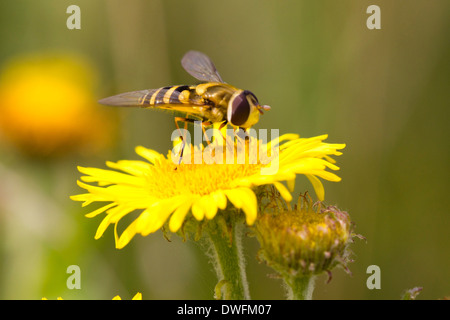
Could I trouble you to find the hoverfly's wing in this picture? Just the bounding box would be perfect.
[98,89,159,107]
[99,87,201,106]
[181,51,224,83]
[98,87,209,118]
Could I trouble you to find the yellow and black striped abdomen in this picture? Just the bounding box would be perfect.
[98,85,196,108]
[140,85,197,106]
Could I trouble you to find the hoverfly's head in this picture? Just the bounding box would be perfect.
[227,90,271,129]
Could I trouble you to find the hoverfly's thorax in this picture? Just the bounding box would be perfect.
[196,83,236,107]
[192,83,236,122]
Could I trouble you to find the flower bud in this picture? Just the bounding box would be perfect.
[254,190,356,280]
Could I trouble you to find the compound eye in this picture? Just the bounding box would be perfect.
[229,92,250,126]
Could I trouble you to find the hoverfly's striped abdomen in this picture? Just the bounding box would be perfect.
[140,85,196,106]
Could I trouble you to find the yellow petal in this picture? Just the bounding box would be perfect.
[138,198,185,236]
[306,174,325,201]
[169,199,194,232]
[211,190,227,210]
[75,180,120,200]
[273,181,293,202]
[267,133,299,151]
[135,146,161,164]
[95,206,134,239]
[287,178,296,192]
[95,215,114,240]
[135,207,155,233]
[224,189,242,208]
[132,292,142,300]
[70,193,93,207]
[85,203,116,218]
[307,169,342,182]
[202,195,218,220]
[225,188,257,225]
[79,166,144,186]
[191,199,205,221]
[106,160,151,176]
[239,188,257,225]
[116,219,139,249]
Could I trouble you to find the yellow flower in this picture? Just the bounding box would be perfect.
[112,292,142,300]
[71,133,345,248]
[43,292,142,300]
[0,53,114,157]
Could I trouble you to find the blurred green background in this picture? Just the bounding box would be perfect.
[0,0,448,300]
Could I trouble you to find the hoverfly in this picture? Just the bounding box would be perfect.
[99,51,270,135]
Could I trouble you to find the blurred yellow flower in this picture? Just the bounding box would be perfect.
[0,53,114,157]
[71,133,345,248]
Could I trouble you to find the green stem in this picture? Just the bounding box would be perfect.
[206,219,250,300]
[286,275,316,300]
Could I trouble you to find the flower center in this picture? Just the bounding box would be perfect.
[144,158,263,199]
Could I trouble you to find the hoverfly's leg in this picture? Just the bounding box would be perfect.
[238,127,251,141]
[174,117,209,165]
[173,118,215,166]
[201,121,212,145]
[199,120,218,160]
[174,117,191,165]
[230,126,239,158]
[234,127,246,144]
[218,121,228,130]
[218,120,228,143]
[217,121,233,151]
[234,127,251,164]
